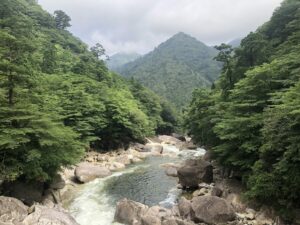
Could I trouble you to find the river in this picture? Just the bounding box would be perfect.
[66,145,205,225]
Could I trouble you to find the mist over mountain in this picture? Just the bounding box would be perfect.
[107,52,141,71]
[116,32,221,108]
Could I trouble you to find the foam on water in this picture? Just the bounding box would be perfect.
[68,167,144,225]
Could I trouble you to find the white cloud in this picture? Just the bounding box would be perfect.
[38,0,284,55]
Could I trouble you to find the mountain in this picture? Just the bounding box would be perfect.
[228,37,242,48]
[116,32,221,108]
[107,52,141,70]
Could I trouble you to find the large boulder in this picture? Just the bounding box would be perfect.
[191,196,235,224]
[4,181,44,205]
[74,162,111,183]
[158,135,182,145]
[0,196,29,224]
[23,205,79,225]
[115,155,131,165]
[144,143,163,154]
[141,206,170,225]
[178,197,193,220]
[177,159,213,188]
[114,198,148,225]
[165,167,178,177]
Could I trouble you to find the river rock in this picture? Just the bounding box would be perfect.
[211,186,223,197]
[115,155,131,165]
[158,135,182,145]
[162,218,197,225]
[191,196,235,224]
[177,159,213,188]
[144,143,163,154]
[165,167,178,177]
[107,162,126,171]
[0,196,29,224]
[142,206,174,225]
[23,205,79,225]
[178,197,193,220]
[74,162,111,183]
[192,188,207,197]
[171,133,186,142]
[114,198,148,225]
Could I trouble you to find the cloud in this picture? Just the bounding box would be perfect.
[38,0,283,55]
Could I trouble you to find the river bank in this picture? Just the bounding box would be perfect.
[0,135,284,225]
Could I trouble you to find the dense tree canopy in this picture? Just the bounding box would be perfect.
[0,0,178,183]
[184,0,300,222]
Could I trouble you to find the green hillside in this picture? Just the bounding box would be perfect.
[116,32,221,108]
[0,0,178,182]
[185,0,300,221]
[107,52,141,71]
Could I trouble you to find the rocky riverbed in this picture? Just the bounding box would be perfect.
[0,135,283,225]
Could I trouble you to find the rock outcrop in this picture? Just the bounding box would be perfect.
[23,205,79,225]
[0,196,78,225]
[144,143,163,154]
[0,196,29,224]
[191,196,236,224]
[74,162,111,183]
[114,198,148,225]
[177,158,213,188]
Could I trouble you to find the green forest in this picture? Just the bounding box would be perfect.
[1,0,300,223]
[0,0,178,183]
[184,0,300,220]
[116,32,221,108]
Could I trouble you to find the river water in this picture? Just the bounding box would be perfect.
[66,145,205,225]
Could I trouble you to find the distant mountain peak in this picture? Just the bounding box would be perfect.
[115,33,221,108]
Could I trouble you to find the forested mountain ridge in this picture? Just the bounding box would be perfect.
[107,52,141,71]
[0,0,178,183]
[116,32,221,108]
[185,0,300,222]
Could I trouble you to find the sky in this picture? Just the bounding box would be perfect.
[38,0,284,56]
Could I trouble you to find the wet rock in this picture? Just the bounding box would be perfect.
[165,167,178,177]
[23,205,79,225]
[177,159,213,189]
[191,196,236,224]
[0,196,29,224]
[74,162,111,183]
[114,198,148,225]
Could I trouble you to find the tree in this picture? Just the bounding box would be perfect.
[214,44,234,98]
[90,43,108,60]
[54,10,71,30]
